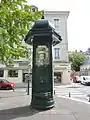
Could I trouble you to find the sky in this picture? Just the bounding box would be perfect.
[27,0,90,52]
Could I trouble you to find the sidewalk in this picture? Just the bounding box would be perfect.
[15,82,32,88]
[0,91,90,120]
[55,82,82,88]
[15,82,80,89]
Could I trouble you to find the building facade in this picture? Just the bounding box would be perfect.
[44,11,71,84]
[0,10,71,84]
[80,50,90,76]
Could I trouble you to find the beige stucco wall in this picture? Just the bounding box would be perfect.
[62,70,71,84]
[44,11,69,62]
[54,62,71,84]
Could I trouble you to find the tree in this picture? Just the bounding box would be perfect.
[0,0,42,65]
[69,52,86,71]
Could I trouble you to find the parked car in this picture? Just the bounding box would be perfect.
[0,79,16,90]
[72,76,81,83]
[80,76,90,85]
[75,76,81,83]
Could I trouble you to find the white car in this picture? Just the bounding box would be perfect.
[80,76,90,85]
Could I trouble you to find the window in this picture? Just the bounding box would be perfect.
[0,70,4,77]
[8,70,18,77]
[54,19,59,28]
[54,48,60,59]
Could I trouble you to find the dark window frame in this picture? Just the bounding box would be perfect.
[8,70,18,77]
[54,48,60,59]
[0,70,4,77]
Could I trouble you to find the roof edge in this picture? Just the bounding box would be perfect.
[44,11,70,16]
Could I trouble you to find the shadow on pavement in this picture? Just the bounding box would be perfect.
[0,105,40,120]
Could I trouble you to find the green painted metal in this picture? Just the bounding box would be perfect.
[24,19,62,110]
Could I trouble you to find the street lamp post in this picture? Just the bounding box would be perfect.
[27,64,31,95]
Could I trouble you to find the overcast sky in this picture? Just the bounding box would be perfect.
[27,0,90,52]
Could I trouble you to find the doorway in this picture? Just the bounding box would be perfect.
[54,72,62,83]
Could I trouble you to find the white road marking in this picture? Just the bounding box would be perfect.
[57,95,90,104]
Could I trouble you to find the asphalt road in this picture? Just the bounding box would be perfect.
[1,83,90,103]
[1,85,90,120]
[1,94,90,120]
[12,83,90,103]
[55,83,90,103]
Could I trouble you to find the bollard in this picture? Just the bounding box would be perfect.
[13,88,15,92]
[54,90,55,95]
[87,94,90,102]
[88,94,90,102]
[69,92,71,97]
[27,80,30,95]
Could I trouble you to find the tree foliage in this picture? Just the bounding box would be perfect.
[0,0,42,65]
[69,52,86,71]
